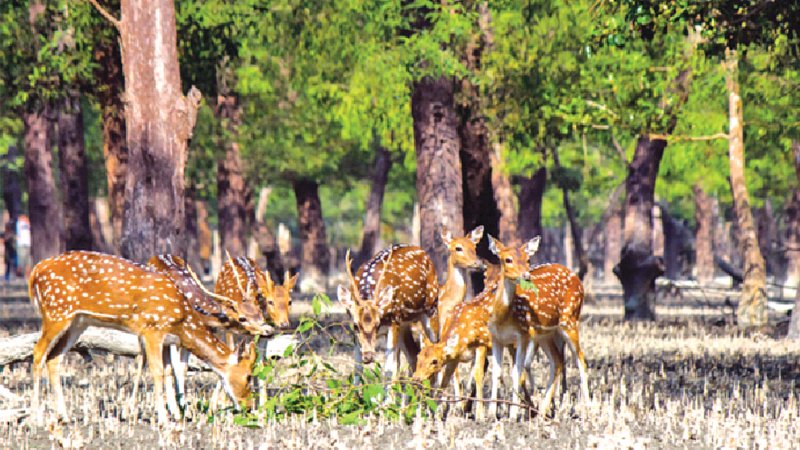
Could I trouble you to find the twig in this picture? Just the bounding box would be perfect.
[610,132,627,163]
[86,0,121,30]
[648,133,730,142]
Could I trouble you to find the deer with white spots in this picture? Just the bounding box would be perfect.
[337,245,438,380]
[486,236,588,419]
[29,251,258,425]
[435,226,486,336]
[144,254,276,416]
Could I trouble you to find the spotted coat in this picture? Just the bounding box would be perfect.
[215,256,270,326]
[511,263,584,334]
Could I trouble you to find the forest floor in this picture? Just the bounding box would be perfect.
[1,288,799,449]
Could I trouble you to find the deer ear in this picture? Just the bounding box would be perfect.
[244,341,258,366]
[421,332,432,348]
[285,272,299,291]
[524,236,541,259]
[337,284,355,309]
[440,225,452,246]
[488,235,501,256]
[469,226,484,244]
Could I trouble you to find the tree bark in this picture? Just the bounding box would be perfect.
[57,95,93,251]
[756,200,778,278]
[23,111,62,264]
[2,145,22,227]
[94,37,127,252]
[216,94,247,257]
[184,184,203,273]
[252,187,283,281]
[117,0,201,263]
[614,137,666,320]
[197,200,212,275]
[788,140,800,339]
[693,185,715,283]
[517,167,546,262]
[412,76,464,277]
[604,204,623,284]
[293,178,330,285]
[724,49,767,329]
[661,204,682,280]
[357,145,393,267]
[491,144,518,246]
[553,148,587,280]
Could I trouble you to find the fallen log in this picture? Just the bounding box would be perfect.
[0,328,297,369]
[714,255,744,285]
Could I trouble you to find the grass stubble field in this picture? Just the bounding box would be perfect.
[0,292,799,449]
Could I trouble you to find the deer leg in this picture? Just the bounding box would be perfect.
[509,337,528,420]
[177,347,190,411]
[164,345,182,419]
[129,337,146,415]
[142,333,168,424]
[45,319,87,422]
[471,346,487,420]
[488,342,503,419]
[383,325,399,382]
[32,320,70,424]
[421,314,438,343]
[399,325,420,378]
[561,327,589,407]
[539,338,564,418]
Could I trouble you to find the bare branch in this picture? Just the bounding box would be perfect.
[610,132,627,163]
[86,0,121,30]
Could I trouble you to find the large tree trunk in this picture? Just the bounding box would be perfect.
[293,179,330,290]
[184,184,203,273]
[756,200,778,278]
[724,49,767,329]
[604,205,623,284]
[661,204,682,280]
[251,187,283,280]
[491,144,518,246]
[216,94,247,257]
[357,145,393,267]
[117,0,201,263]
[197,200,212,275]
[23,111,62,264]
[614,137,666,320]
[57,95,93,251]
[694,185,715,283]
[412,76,463,277]
[94,37,127,252]
[517,167,546,262]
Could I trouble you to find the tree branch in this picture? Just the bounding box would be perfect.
[86,0,121,30]
[648,133,729,143]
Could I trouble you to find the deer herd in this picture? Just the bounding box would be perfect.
[27,227,588,425]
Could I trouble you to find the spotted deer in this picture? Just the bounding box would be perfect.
[512,261,589,414]
[337,245,438,380]
[436,225,486,335]
[29,251,258,424]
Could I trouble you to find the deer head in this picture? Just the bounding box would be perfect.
[488,235,540,281]
[441,225,486,270]
[223,340,259,408]
[337,249,395,364]
[222,253,271,333]
[413,339,447,382]
[260,270,298,330]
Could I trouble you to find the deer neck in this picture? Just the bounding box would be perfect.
[438,259,468,331]
[176,323,239,397]
[491,274,517,322]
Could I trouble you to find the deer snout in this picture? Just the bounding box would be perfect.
[520,271,531,281]
[361,351,376,364]
[277,320,292,330]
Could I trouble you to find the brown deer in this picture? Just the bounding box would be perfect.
[337,245,438,380]
[436,225,486,335]
[29,251,258,424]
[512,262,589,414]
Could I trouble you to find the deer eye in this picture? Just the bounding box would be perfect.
[455,246,463,252]
[431,358,438,365]
[504,257,513,264]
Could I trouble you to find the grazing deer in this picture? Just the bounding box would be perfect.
[29,251,258,424]
[337,245,438,380]
[512,262,589,414]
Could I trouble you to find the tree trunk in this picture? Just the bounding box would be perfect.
[216,94,247,257]
[786,144,800,339]
[724,49,767,329]
[2,145,22,227]
[184,184,203,273]
[94,37,127,252]
[491,144,518,246]
[517,167,546,262]
[357,145,393,267]
[553,148,587,280]
[693,185,714,283]
[661,204,682,280]
[614,137,666,320]
[756,200,778,278]
[252,187,283,280]
[57,96,93,251]
[197,200,212,275]
[118,0,201,263]
[604,205,623,284]
[293,179,330,288]
[23,111,62,264]
[412,76,463,277]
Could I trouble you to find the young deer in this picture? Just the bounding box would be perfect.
[486,235,540,419]
[337,245,438,380]
[436,225,486,335]
[512,262,589,414]
[29,251,258,424]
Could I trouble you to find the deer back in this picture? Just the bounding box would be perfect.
[356,245,438,325]
[512,263,584,331]
[215,256,269,327]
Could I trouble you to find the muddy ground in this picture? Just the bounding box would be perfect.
[1,292,799,449]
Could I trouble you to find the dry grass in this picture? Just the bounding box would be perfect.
[1,301,799,449]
